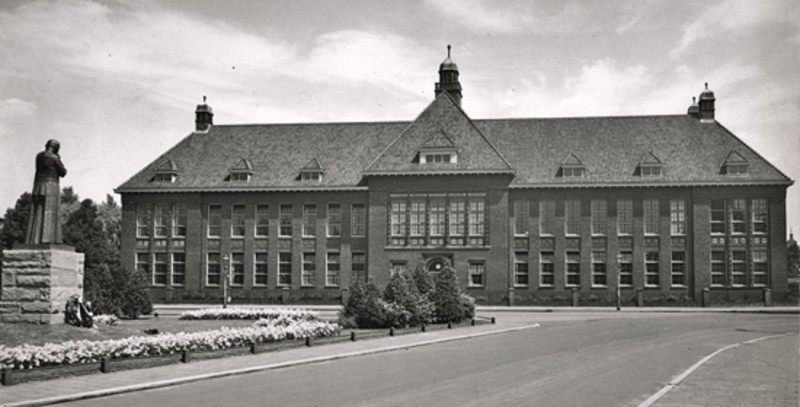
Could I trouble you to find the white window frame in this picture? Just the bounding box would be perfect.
[468,262,485,287]
[326,251,341,287]
[514,252,529,287]
[617,200,633,235]
[540,252,555,287]
[171,252,185,286]
[254,252,268,286]
[327,203,342,237]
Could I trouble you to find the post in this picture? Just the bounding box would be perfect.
[222,253,230,309]
[616,254,622,311]
[763,288,772,307]
[2,366,13,386]
[702,287,710,308]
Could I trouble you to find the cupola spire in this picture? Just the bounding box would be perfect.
[195,95,214,131]
[435,44,462,106]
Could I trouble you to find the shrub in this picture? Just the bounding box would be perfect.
[459,294,476,320]
[383,272,432,327]
[340,280,390,329]
[411,263,433,297]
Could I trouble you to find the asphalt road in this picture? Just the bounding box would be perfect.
[62,313,798,407]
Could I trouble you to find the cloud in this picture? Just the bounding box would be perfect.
[424,0,535,33]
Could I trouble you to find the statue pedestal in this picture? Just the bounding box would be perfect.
[1,247,84,324]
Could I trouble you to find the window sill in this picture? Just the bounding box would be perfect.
[467,285,486,289]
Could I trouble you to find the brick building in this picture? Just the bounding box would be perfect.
[116,49,793,305]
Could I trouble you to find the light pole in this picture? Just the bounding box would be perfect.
[222,253,230,309]
[616,253,622,311]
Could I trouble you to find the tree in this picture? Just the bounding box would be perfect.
[411,263,433,297]
[1,193,31,249]
[788,234,800,280]
[430,262,465,323]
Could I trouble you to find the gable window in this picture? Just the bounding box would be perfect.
[230,172,250,182]
[153,158,178,183]
[561,166,585,178]
[153,173,176,183]
[300,171,322,181]
[722,151,748,175]
[640,165,662,177]
[725,164,748,175]
[423,153,453,163]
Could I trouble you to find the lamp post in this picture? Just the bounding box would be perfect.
[616,253,622,311]
[222,253,230,309]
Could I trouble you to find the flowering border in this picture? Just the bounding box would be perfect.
[178,308,320,321]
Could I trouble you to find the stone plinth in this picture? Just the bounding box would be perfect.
[0,247,84,324]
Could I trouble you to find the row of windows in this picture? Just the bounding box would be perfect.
[388,261,486,287]
[710,199,768,235]
[389,194,487,246]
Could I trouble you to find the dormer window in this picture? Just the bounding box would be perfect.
[299,157,323,182]
[230,172,251,182]
[228,158,253,182]
[561,167,584,177]
[419,130,458,165]
[300,171,322,181]
[638,152,663,177]
[153,158,178,183]
[722,151,748,176]
[421,152,456,164]
[559,153,585,178]
[154,173,176,183]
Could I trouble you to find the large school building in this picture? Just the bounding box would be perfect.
[116,49,792,305]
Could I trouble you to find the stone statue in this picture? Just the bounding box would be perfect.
[25,139,67,245]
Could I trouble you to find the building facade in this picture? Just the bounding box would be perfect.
[117,51,793,305]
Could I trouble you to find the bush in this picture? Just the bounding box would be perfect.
[411,263,433,297]
[430,263,466,323]
[460,294,476,320]
[340,280,390,329]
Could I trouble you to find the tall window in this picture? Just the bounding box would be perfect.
[172,204,187,237]
[254,253,268,286]
[326,251,340,286]
[670,200,685,235]
[449,199,466,236]
[154,204,169,237]
[136,206,151,237]
[468,199,485,236]
[327,204,342,237]
[591,252,607,286]
[352,252,366,283]
[429,199,446,236]
[208,205,222,237]
[730,199,746,234]
[390,201,407,236]
[231,253,244,286]
[752,250,768,286]
[565,200,581,235]
[153,253,168,285]
[591,200,606,235]
[710,200,725,234]
[540,252,555,287]
[136,252,150,275]
[643,200,659,235]
[645,252,659,287]
[711,251,726,286]
[410,200,426,236]
[278,253,292,286]
[468,262,485,287]
[539,201,555,235]
[751,199,767,234]
[351,204,366,237]
[255,205,269,237]
[171,253,185,286]
[513,200,529,236]
[671,251,685,286]
[207,253,221,286]
[231,205,246,237]
[514,252,529,286]
[566,252,580,286]
[302,252,316,286]
[617,200,633,235]
[731,250,746,286]
[279,205,293,237]
[303,204,317,237]
[619,252,633,287]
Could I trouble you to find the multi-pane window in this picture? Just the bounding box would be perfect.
[326,251,340,286]
[171,253,185,286]
[539,201,556,235]
[207,253,221,286]
[562,167,584,177]
[645,252,659,286]
[671,251,685,286]
[424,153,452,163]
[565,200,581,235]
[514,252,529,286]
[153,253,168,285]
[327,204,342,237]
[711,251,726,286]
[670,200,685,235]
[136,252,150,275]
[449,200,466,236]
[468,199,485,236]
[351,204,366,237]
[231,253,244,286]
[254,253,268,286]
[591,200,607,235]
[302,253,316,286]
[352,252,366,283]
[731,250,746,286]
[592,252,607,286]
[278,252,292,286]
[640,165,662,177]
[513,200,529,236]
[255,205,269,237]
[410,200,426,236]
[172,204,187,237]
[752,250,768,286]
[303,205,317,237]
[730,199,746,234]
[566,252,580,286]
[154,204,169,237]
[208,205,222,237]
[279,205,293,237]
[136,206,151,237]
[390,201,407,236]
[643,200,659,235]
[231,205,246,237]
[619,252,633,287]
[429,199,446,236]
[300,171,321,181]
[617,200,633,235]
[468,262,485,287]
[751,199,767,234]
[540,252,555,286]
[710,200,725,234]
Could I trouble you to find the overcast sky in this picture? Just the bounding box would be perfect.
[1,0,798,235]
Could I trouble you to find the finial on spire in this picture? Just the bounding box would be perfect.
[447,44,451,58]
[705,82,708,89]
[692,96,696,103]
[203,95,207,104]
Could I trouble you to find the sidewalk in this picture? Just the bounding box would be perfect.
[0,317,538,407]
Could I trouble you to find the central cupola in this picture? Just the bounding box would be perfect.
[434,45,462,107]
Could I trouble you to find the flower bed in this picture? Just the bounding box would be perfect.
[0,318,339,370]
[178,307,320,321]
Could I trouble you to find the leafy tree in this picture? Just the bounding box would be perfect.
[430,262,465,323]
[411,263,433,297]
[788,234,800,279]
[1,192,31,249]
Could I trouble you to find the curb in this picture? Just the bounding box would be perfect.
[3,323,540,407]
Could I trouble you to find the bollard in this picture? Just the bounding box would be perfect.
[389,327,395,336]
[763,288,772,307]
[636,288,644,307]
[350,331,356,342]
[491,316,496,324]
[2,366,12,386]
[702,287,711,308]
[471,319,475,326]
[250,343,258,354]
[447,322,453,329]
[305,337,312,347]
[571,288,579,307]
[421,324,426,332]
[182,350,191,363]
[100,357,111,374]
[508,286,515,307]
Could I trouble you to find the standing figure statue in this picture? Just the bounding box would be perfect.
[25,139,67,245]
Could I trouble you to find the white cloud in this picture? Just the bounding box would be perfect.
[424,0,535,33]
